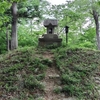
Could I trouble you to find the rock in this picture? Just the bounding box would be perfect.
[48,74,60,78]
[63,97,76,100]
[95,77,100,81]
[61,93,65,97]
[95,80,100,84]
[36,96,44,100]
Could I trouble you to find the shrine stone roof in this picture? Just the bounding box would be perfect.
[44,19,58,27]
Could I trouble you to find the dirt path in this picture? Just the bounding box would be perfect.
[44,66,62,100]
[41,51,66,100]
[38,51,100,100]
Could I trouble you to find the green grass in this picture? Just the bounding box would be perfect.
[0,47,48,99]
[54,47,100,99]
[0,46,100,99]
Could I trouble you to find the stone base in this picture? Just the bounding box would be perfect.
[43,34,58,39]
[38,38,62,47]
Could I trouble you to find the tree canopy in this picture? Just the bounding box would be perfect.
[0,0,100,53]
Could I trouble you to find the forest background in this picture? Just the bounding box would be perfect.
[0,0,100,54]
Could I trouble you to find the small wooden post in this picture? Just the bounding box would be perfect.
[65,26,69,44]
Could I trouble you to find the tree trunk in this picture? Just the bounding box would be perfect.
[6,27,10,51]
[11,2,18,50]
[92,9,100,50]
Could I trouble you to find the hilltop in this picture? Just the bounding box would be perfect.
[0,46,100,100]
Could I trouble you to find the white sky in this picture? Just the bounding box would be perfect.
[46,0,66,5]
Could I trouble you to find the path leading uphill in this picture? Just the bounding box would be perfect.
[37,51,76,100]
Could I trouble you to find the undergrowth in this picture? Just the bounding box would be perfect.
[0,47,49,99]
[54,47,100,100]
[0,46,100,100]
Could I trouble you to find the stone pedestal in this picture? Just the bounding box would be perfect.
[38,34,62,46]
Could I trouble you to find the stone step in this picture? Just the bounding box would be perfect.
[95,80,100,84]
[35,97,76,100]
[48,74,60,78]
[63,97,76,100]
[95,77,100,81]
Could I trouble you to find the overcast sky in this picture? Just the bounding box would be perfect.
[46,0,66,5]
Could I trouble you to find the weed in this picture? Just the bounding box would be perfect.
[53,87,62,94]
[0,47,100,99]
[4,83,18,92]
[54,47,100,99]
[41,58,52,67]
[24,75,44,90]
[36,73,45,81]
[45,43,60,49]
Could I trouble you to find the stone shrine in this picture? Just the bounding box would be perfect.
[38,19,62,46]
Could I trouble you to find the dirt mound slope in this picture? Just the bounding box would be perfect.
[0,47,100,100]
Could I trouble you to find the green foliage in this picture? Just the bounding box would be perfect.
[53,87,62,94]
[44,43,61,49]
[0,46,100,99]
[41,58,52,67]
[2,64,23,74]
[24,75,44,90]
[4,83,18,92]
[54,47,100,99]
[78,28,96,48]
[0,0,99,54]
[18,25,44,47]
[18,0,40,18]
[36,73,45,81]
[0,0,42,54]
[0,31,6,54]
[61,27,96,49]
[0,1,11,27]
[0,47,50,99]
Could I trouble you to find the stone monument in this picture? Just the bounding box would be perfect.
[38,19,62,46]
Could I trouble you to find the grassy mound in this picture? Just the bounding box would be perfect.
[0,47,100,100]
[54,48,100,99]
